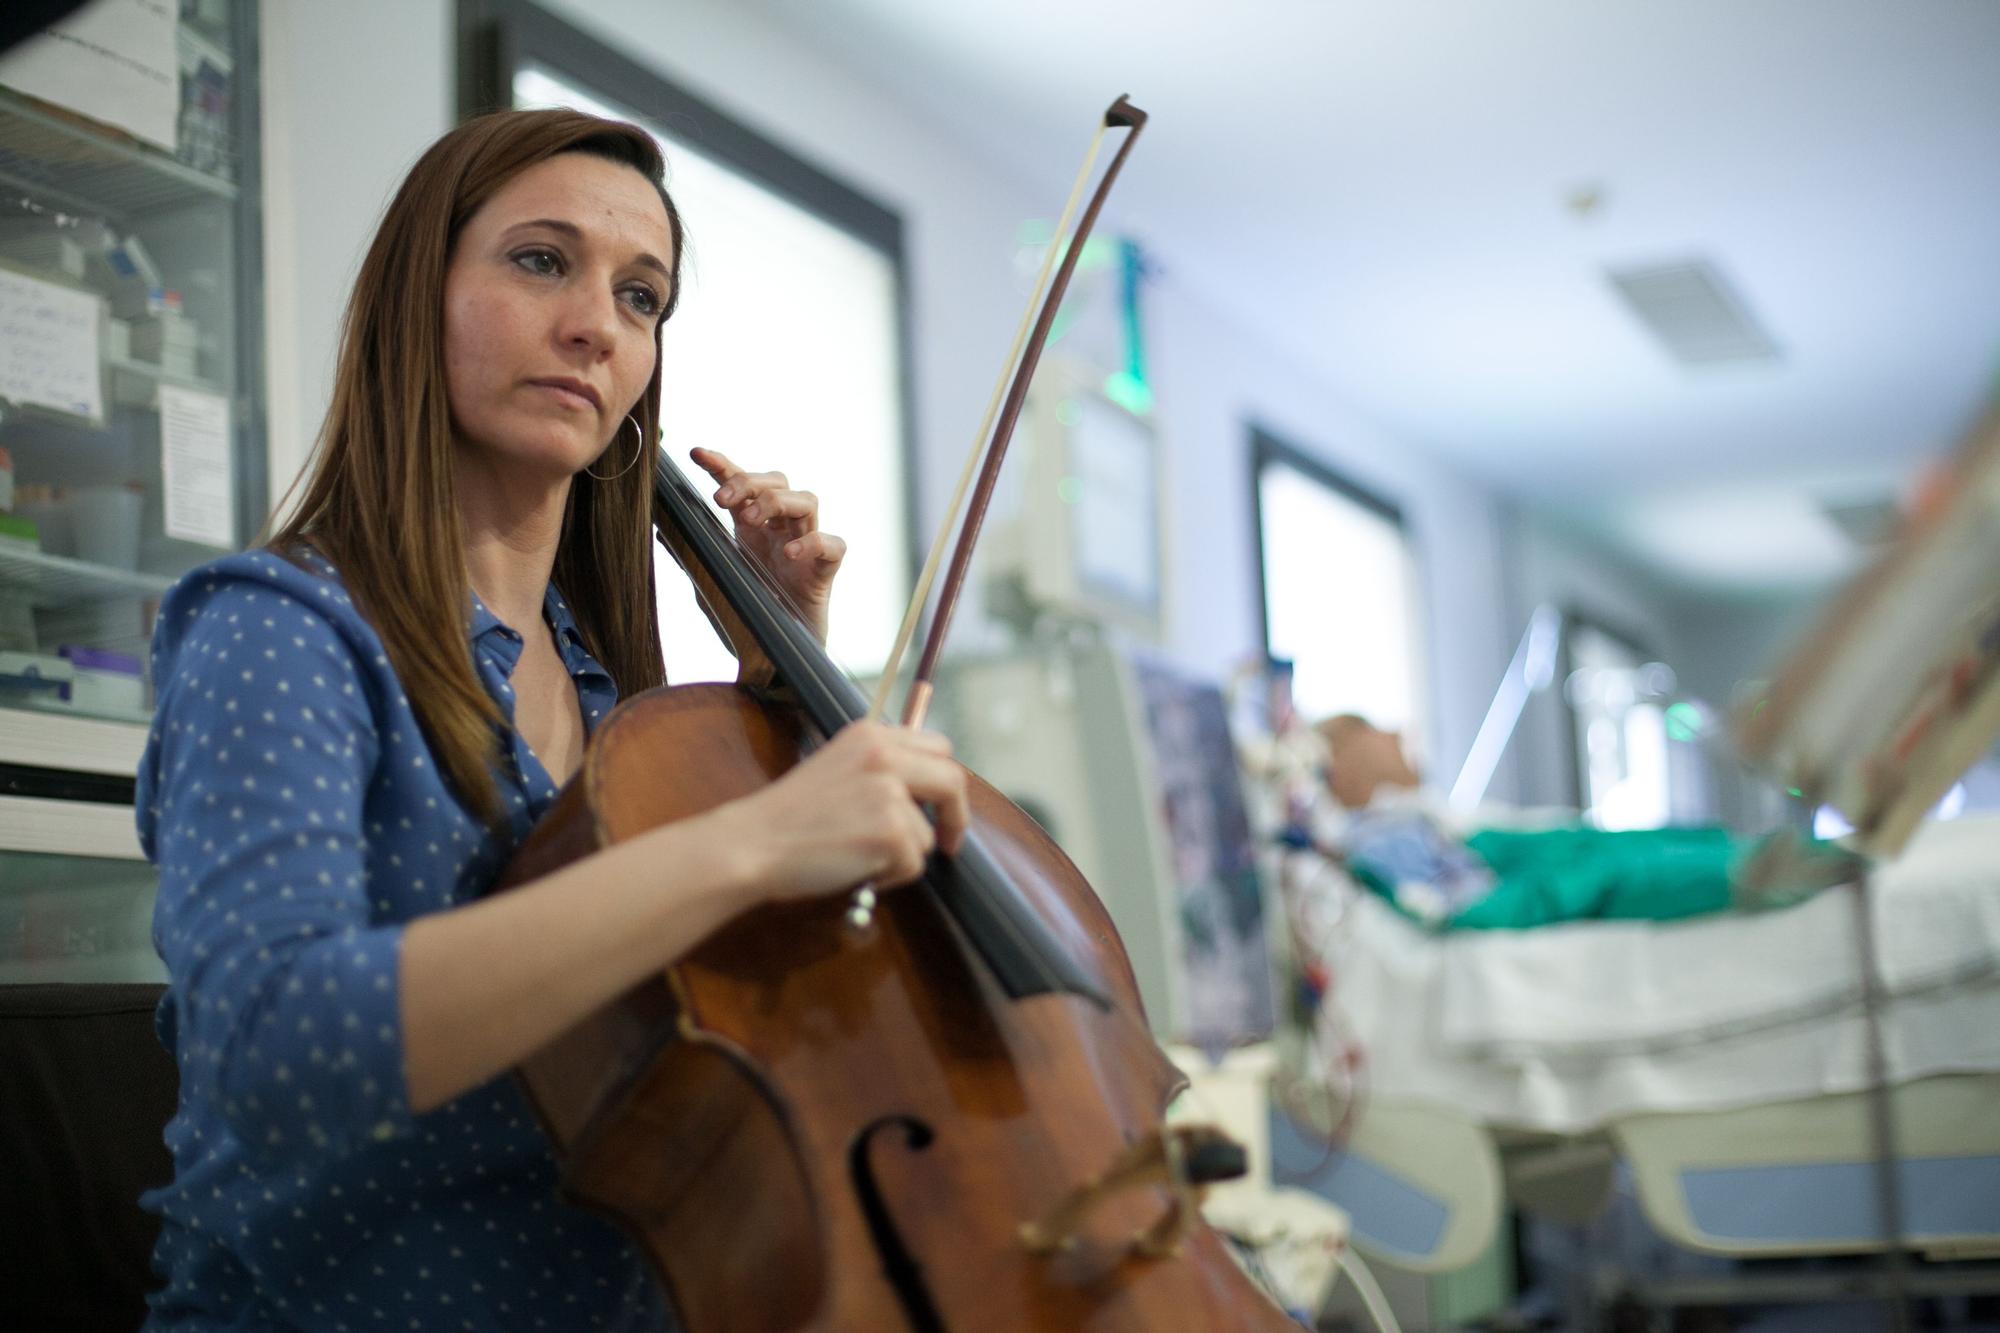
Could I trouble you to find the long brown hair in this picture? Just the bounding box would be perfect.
[268,108,685,824]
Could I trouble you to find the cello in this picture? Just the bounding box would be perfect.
[493,96,1299,1332]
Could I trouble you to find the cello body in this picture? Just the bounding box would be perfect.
[495,683,1298,1331]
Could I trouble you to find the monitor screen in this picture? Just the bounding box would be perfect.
[1068,393,1161,622]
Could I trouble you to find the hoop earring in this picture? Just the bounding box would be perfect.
[585,414,647,482]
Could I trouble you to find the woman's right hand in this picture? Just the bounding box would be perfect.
[718,720,971,904]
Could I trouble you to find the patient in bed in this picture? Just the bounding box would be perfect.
[1314,715,1842,930]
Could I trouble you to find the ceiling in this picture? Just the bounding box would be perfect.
[765,0,2000,595]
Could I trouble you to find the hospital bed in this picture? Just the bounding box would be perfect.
[1268,811,2000,1310]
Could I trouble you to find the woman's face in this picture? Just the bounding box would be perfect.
[443,152,673,481]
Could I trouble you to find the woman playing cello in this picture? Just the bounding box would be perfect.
[138,107,966,1330]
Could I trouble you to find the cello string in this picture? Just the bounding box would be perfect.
[666,452,856,712]
[667,451,1081,997]
[867,123,1110,723]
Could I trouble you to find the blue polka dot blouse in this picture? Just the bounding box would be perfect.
[136,548,672,1331]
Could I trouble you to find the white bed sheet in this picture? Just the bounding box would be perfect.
[1318,814,2000,1133]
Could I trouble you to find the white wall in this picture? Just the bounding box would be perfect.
[259,0,453,499]
[1666,592,1820,712]
[259,0,1515,783]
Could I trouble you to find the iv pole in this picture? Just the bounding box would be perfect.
[1448,605,1563,811]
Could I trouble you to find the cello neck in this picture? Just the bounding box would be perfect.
[651,453,865,737]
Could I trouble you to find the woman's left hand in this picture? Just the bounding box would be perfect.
[691,447,846,643]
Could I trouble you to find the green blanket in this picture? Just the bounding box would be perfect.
[1453,826,1740,929]
[1348,825,1845,931]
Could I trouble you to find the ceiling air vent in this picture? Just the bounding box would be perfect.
[1606,259,1780,366]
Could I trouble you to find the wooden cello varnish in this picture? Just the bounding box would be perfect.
[496,683,1295,1330]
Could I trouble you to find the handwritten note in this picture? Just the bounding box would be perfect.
[0,268,105,422]
[0,0,180,152]
[159,384,233,547]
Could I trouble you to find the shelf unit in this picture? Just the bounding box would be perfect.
[0,1,263,984]
[0,547,175,608]
[0,87,238,221]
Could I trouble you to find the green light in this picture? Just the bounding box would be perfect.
[1119,238,1150,398]
[1055,400,1081,427]
[1787,787,1804,798]
[1077,236,1116,270]
[1102,370,1154,415]
[1664,702,1702,743]
[1013,229,1115,273]
[1057,477,1084,505]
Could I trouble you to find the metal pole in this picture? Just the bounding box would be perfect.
[1851,863,1912,1332]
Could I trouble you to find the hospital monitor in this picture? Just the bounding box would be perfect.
[921,638,1277,1048]
[984,362,1165,641]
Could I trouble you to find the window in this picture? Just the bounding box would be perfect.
[1561,614,1675,830]
[463,2,913,682]
[1251,428,1426,737]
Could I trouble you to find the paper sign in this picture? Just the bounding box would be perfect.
[159,383,233,547]
[0,267,104,421]
[0,0,180,152]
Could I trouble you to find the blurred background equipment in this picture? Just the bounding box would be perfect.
[912,633,1279,1051]
[1738,404,2000,861]
[982,357,1166,644]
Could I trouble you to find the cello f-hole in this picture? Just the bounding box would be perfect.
[849,1115,945,1333]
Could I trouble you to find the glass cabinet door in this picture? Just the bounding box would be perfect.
[0,797,159,983]
[0,686,151,968]
[0,0,263,732]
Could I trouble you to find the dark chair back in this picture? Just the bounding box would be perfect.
[0,983,176,1332]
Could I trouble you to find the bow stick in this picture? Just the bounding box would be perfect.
[871,95,1148,728]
